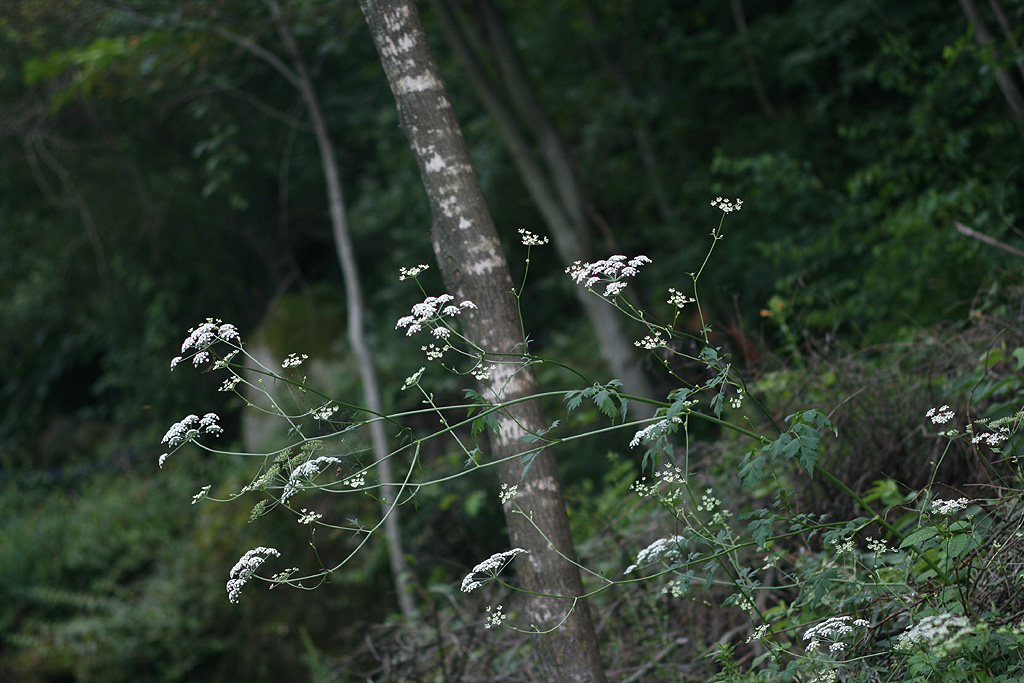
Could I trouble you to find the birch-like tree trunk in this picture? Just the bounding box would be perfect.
[358,1,607,680]
[215,0,417,621]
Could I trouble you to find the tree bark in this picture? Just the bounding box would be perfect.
[358,1,607,680]
[958,0,1024,139]
[429,0,657,415]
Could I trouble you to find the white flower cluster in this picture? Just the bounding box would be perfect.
[282,455,343,503]
[159,413,224,467]
[866,536,896,555]
[629,416,682,448]
[895,613,969,650]
[312,404,338,420]
[625,535,685,574]
[396,294,477,337]
[282,353,308,368]
[460,548,528,593]
[803,615,870,653]
[667,288,696,309]
[191,484,211,505]
[171,319,240,369]
[219,375,241,392]
[518,227,549,246]
[398,264,429,281]
[485,604,507,629]
[421,343,448,360]
[930,497,970,515]
[697,488,722,512]
[729,387,744,409]
[226,546,281,603]
[297,508,322,525]
[710,196,743,213]
[402,367,425,390]
[926,405,955,424]
[471,363,495,381]
[635,330,665,349]
[499,483,517,503]
[971,426,1010,448]
[566,254,652,297]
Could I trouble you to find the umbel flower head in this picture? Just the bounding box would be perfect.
[396,294,477,337]
[566,254,652,298]
[226,547,281,604]
[170,318,240,369]
[158,413,223,467]
[461,548,528,593]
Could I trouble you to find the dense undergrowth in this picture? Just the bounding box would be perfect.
[319,282,1024,683]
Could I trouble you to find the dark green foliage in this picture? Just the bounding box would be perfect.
[3,0,1024,679]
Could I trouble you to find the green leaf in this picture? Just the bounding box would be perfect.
[739,448,767,490]
[946,532,979,558]
[900,526,938,549]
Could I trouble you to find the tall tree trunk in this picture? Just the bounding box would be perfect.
[429,0,657,414]
[958,0,1024,139]
[225,0,418,621]
[358,1,607,680]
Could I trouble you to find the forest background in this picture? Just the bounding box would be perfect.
[3,0,1024,681]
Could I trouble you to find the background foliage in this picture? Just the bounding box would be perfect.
[2,0,1024,679]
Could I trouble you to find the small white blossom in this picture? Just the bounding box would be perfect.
[926,405,955,424]
[461,548,528,593]
[729,387,744,409]
[630,416,682,448]
[344,472,366,488]
[866,536,896,554]
[191,485,211,505]
[282,456,343,503]
[566,254,652,297]
[472,363,496,381]
[226,546,281,603]
[710,196,743,213]
[485,604,508,629]
[421,344,448,360]
[518,228,549,246]
[697,488,721,512]
[402,367,425,390]
[399,264,429,280]
[747,624,770,643]
[603,281,627,297]
[930,497,970,515]
[667,288,696,309]
[432,326,451,339]
[803,616,870,652]
[625,535,685,574]
[282,353,308,368]
[895,613,970,650]
[635,331,665,349]
[219,375,241,392]
[971,427,1010,447]
[298,508,322,525]
[499,483,518,503]
[159,413,224,466]
[173,319,241,370]
[312,404,338,420]
[396,294,475,337]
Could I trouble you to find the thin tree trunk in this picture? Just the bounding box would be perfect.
[958,0,1024,139]
[430,0,657,415]
[260,0,416,621]
[358,1,607,680]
